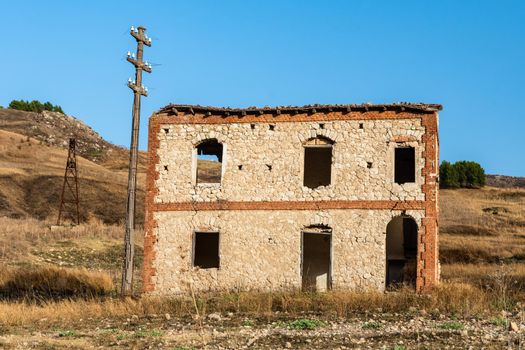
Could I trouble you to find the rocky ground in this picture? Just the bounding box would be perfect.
[0,311,523,349]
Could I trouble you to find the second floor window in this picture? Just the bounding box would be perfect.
[394,147,415,184]
[196,139,223,184]
[303,136,334,188]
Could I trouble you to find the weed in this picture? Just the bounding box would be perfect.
[133,329,148,338]
[437,321,464,330]
[132,328,163,338]
[58,330,78,337]
[242,319,254,327]
[150,329,164,337]
[393,346,407,350]
[363,321,383,329]
[287,319,323,330]
[490,316,509,328]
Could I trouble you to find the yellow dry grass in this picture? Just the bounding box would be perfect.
[0,266,114,300]
[439,187,525,264]
[0,282,507,327]
[0,217,124,263]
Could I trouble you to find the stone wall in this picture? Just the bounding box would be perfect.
[151,209,425,294]
[154,118,426,203]
[143,107,440,294]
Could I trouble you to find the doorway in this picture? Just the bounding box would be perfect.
[302,226,332,292]
[386,216,418,289]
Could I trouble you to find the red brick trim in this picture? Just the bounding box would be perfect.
[154,110,432,125]
[418,113,439,293]
[142,117,161,293]
[152,200,425,211]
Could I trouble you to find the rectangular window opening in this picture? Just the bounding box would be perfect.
[196,139,223,184]
[394,147,415,184]
[303,146,332,188]
[193,232,220,269]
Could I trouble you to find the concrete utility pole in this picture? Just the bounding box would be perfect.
[122,25,152,296]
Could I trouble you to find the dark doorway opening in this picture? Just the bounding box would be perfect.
[386,216,418,289]
[302,227,331,292]
[193,232,220,269]
[394,147,415,184]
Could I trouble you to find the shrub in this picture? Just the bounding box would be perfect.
[8,99,64,114]
[440,161,485,188]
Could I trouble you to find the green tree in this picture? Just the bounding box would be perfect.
[439,161,459,188]
[8,99,64,114]
[440,160,485,189]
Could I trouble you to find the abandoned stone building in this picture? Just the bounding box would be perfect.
[143,103,441,294]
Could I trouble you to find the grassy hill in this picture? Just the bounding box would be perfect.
[0,109,145,224]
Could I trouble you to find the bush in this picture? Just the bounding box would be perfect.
[440,161,485,189]
[8,99,64,114]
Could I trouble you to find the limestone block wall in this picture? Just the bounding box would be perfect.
[151,209,425,294]
[143,105,441,294]
[154,118,426,203]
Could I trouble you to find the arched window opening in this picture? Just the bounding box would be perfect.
[301,225,332,292]
[303,136,334,189]
[386,216,418,289]
[196,139,223,184]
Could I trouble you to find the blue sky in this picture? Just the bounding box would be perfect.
[1,1,524,176]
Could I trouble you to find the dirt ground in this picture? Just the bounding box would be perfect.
[0,310,523,350]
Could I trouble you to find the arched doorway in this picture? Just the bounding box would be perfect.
[386,216,418,289]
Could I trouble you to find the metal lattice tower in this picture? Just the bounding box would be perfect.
[57,138,80,225]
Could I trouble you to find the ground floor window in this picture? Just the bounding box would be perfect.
[193,231,220,268]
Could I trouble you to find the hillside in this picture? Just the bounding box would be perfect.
[0,129,145,224]
[439,187,525,287]
[0,108,146,171]
[486,174,525,188]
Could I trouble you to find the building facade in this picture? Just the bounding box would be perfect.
[143,103,441,294]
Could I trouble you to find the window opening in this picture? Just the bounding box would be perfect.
[193,232,220,269]
[303,137,333,188]
[394,147,415,184]
[196,139,223,184]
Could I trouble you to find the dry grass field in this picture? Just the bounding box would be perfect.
[0,109,523,348]
[0,187,522,348]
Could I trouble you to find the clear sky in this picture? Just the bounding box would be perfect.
[2,1,524,176]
